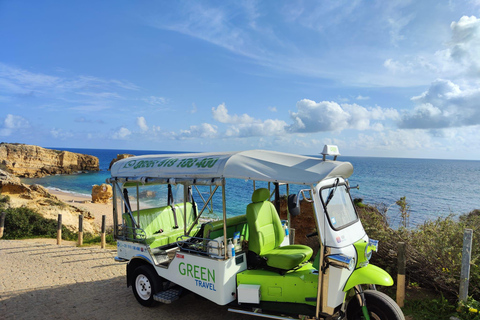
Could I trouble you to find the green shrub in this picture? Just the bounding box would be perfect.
[403,295,456,320]
[357,199,480,301]
[82,231,116,246]
[457,297,480,320]
[3,206,76,240]
[0,194,10,211]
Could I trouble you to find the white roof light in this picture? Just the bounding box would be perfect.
[321,145,340,161]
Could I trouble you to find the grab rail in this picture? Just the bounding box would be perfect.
[176,235,224,258]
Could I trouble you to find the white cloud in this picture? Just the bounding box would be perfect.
[0,63,59,92]
[0,114,30,136]
[387,12,415,46]
[268,106,277,112]
[225,119,287,137]
[0,63,139,97]
[69,104,111,112]
[210,103,287,137]
[384,16,480,81]
[399,79,480,129]
[112,127,132,139]
[288,99,398,133]
[289,100,349,132]
[190,103,198,114]
[142,96,167,105]
[212,103,256,124]
[356,129,436,151]
[356,95,370,100]
[76,91,124,99]
[50,128,73,140]
[178,123,218,139]
[446,15,480,77]
[137,116,149,132]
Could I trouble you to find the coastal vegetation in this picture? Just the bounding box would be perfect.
[356,198,480,319]
[0,195,114,245]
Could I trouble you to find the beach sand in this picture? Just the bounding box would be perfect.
[49,189,114,229]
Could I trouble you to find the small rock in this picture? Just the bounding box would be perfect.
[91,184,113,203]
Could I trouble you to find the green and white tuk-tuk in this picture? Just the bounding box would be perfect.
[108,146,404,320]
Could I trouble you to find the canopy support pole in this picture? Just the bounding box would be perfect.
[222,179,228,260]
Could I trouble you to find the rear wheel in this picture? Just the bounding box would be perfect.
[132,265,161,307]
[346,290,405,320]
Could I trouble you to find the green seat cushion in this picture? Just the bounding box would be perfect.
[262,245,313,270]
[145,233,170,247]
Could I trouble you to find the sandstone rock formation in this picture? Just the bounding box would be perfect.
[0,143,99,178]
[108,153,134,170]
[0,169,97,233]
[91,183,113,203]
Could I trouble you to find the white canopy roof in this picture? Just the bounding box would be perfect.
[110,150,353,185]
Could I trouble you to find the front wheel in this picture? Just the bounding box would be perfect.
[132,265,161,307]
[346,290,405,320]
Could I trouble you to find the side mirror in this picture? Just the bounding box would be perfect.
[288,194,300,216]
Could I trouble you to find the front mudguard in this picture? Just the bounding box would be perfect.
[343,264,393,292]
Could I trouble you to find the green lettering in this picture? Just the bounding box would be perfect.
[179,262,186,276]
[200,267,207,281]
[194,265,199,279]
[187,263,193,278]
[208,269,215,283]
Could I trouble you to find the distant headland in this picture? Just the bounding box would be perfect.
[0,142,99,178]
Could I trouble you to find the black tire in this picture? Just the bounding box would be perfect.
[346,290,405,320]
[132,265,161,307]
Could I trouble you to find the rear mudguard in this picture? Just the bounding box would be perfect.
[343,264,393,292]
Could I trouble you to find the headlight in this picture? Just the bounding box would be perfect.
[354,238,379,268]
[365,239,379,261]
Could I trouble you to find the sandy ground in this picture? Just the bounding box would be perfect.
[49,189,114,229]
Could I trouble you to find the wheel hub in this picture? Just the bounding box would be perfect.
[135,274,152,300]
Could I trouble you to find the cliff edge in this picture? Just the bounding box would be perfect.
[0,143,99,178]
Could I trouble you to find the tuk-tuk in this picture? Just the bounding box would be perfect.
[108,146,404,320]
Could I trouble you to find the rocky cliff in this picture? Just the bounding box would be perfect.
[0,143,99,178]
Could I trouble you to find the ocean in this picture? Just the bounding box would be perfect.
[21,147,480,228]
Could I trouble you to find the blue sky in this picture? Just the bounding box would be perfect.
[1,1,480,159]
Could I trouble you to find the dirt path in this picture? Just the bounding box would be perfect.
[0,240,251,320]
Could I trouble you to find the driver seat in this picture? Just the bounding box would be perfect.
[246,188,313,270]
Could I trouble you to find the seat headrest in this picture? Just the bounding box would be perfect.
[251,188,270,203]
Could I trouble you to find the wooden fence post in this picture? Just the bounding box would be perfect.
[0,212,6,238]
[78,214,83,246]
[396,242,406,307]
[101,215,106,249]
[459,229,473,302]
[57,214,62,245]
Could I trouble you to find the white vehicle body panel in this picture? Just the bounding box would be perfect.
[117,240,246,305]
[164,251,247,305]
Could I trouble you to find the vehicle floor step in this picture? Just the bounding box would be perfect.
[153,288,181,304]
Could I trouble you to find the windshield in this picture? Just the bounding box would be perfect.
[320,182,358,230]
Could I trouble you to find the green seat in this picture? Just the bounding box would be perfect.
[122,203,199,248]
[246,188,312,270]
